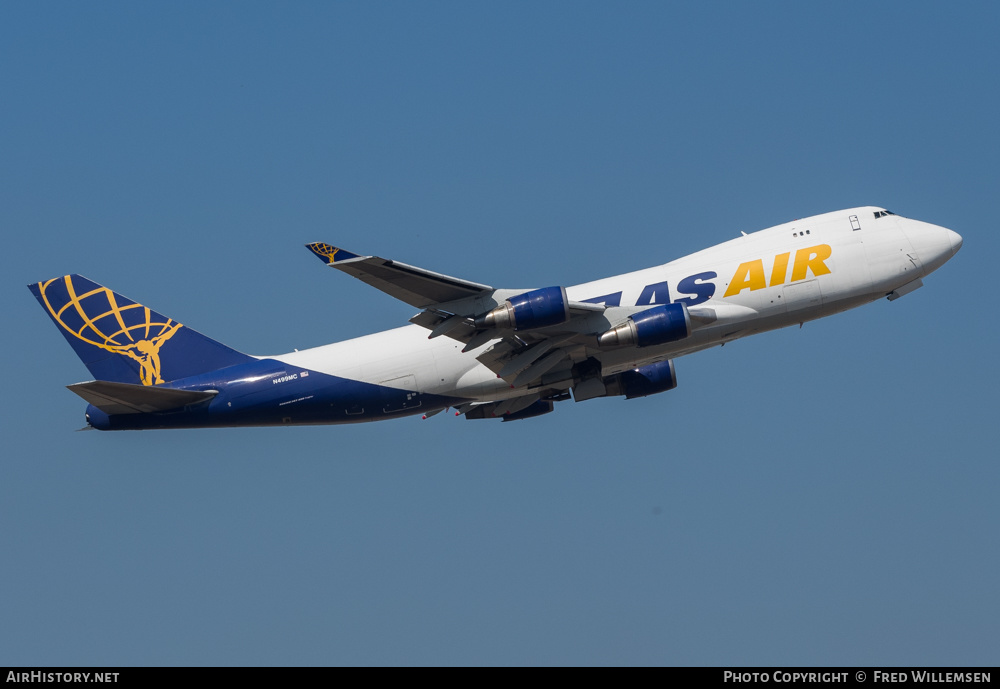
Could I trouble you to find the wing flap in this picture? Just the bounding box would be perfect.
[68,380,217,415]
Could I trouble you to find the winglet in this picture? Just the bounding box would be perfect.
[306,243,362,265]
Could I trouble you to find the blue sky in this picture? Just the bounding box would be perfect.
[2,2,997,665]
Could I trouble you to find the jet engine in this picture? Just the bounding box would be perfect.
[597,303,690,348]
[573,359,678,401]
[615,359,678,399]
[474,286,569,331]
[500,399,555,421]
[465,399,555,421]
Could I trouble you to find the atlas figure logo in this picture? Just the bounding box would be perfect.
[36,276,183,386]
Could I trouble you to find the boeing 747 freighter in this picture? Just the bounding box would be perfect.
[29,207,961,429]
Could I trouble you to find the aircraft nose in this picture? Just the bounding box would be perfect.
[947,228,963,256]
[901,219,961,276]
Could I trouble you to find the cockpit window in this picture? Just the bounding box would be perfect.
[873,210,896,218]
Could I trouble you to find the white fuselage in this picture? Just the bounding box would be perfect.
[272,207,961,407]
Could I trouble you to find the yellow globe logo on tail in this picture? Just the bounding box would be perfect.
[37,276,184,386]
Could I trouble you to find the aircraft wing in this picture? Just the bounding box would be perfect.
[306,242,619,409]
[306,242,492,308]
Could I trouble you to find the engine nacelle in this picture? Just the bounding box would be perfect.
[597,303,690,348]
[475,286,569,331]
[616,359,678,399]
[465,399,555,421]
[572,359,678,401]
[501,399,555,421]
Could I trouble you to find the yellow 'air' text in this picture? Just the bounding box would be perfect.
[724,244,832,298]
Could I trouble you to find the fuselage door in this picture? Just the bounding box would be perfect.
[783,279,822,312]
[379,374,422,413]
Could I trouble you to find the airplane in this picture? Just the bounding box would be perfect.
[28,206,962,430]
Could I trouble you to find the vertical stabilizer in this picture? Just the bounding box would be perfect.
[28,275,254,385]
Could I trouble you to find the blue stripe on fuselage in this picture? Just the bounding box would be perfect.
[84,359,466,430]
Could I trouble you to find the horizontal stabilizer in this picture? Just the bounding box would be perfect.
[68,380,217,415]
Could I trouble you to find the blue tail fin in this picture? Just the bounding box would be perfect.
[28,275,255,385]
